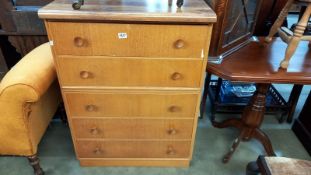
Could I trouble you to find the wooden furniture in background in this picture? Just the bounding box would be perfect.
[204,0,262,61]
[0,0,52,68]
[204,37,311,163]
[0,50,8,79]
[292,90,311,155]
[265,0,311,69]
[39,0,216,167]
[254,0,288,36]
[200,0,263,118]
[200,0,303,123]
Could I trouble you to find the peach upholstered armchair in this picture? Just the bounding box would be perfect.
[0,43,61,175]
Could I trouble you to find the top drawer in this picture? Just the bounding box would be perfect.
[47,22,211,58]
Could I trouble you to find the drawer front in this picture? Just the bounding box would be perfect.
[64,92,198,118]
[72,118,194,139]
[49,22,211,58]
[57,56,203,88]
[76,140,191,158]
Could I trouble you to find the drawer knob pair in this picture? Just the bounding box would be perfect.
[169,106,181,112]
[93,147,103,155]
[171,72,182,80]
[74,37,86,47]
[167,146,176,155]
[174,39,185,49]
[85,105,97,112]
[90,127,99,135]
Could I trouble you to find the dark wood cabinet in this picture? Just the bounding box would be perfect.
[292,90,311,155]
[254,0,288,36]
[205,0,262,61]
[0,0,52,69]
[0,49,8,79]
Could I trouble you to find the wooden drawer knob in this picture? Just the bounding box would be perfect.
[80,71,91,79]
[73,37,85,47]
[171,72,182,80]
[90,127,99,135]
[167,146,176,155]
[167,128,177,135]
[93,147,102,155]
[169,106,181,112]
[174,39,185,49]
[85,105,97,112]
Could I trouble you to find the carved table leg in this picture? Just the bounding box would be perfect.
[27,154,44,175]
[253,128,276,156]
[223,132,243,163]
[212,118,243,129]
[215,83,276,163]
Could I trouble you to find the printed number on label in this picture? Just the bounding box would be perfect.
[118,33,128,39]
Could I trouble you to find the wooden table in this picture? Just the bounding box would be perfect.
[206,37,311,163]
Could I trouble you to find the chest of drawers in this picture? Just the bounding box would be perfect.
[39,0,216,167]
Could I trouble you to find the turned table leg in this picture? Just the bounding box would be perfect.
[27,154,44,175]
[214,83,276,163]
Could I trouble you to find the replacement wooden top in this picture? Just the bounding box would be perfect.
[38,0,216,24]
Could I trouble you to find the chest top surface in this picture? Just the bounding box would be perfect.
[38,0,216,24]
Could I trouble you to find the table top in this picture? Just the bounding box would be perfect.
[38,0,216,24]
[207,37,311,84]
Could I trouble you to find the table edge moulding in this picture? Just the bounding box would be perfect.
[39,0,216,167]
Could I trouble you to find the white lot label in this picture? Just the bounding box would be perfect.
[118,33,128,39]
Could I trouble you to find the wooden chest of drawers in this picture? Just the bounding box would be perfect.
[39,0,216,167]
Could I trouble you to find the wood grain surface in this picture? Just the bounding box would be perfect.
[64,91,198,118]
[76,140,191,158]
[38,0,216,24]
[207,37,311,84]
[72,118,194,139]
[57,56,203,87]
[48,22,212,57]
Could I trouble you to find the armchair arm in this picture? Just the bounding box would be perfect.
[0,43,56,102]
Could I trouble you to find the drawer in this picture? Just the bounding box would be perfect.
[57,56,203,88]
[72,118,194,139]
[48,22,211,58]
[76,140,191,158]
[64,92,198,118]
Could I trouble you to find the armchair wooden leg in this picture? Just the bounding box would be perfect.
[27,154,44,175]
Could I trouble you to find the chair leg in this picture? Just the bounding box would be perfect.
[200,73,211,119]
[265,0,294,43]
[246,161,260,175]
[27,154,44,175]
[280,4,311,69]
[59,103,68,125]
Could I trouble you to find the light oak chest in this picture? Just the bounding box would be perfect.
[39,0,216,167]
